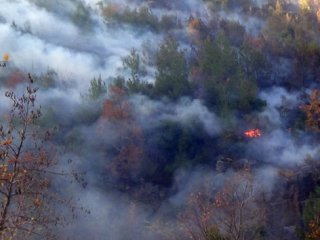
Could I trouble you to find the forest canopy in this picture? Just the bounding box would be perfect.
[1,0,320,239]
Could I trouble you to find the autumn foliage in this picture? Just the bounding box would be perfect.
[305,216,320,240]
[102,86,131,120]
[5,70,25,88]
[300,186,320,240]
[0,81,78,239]
[99,85,143,180]
[187,17,206,44]
[302,90,320,131]
[180,169,266,240]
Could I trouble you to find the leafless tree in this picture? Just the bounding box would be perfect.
[180,169,266,240]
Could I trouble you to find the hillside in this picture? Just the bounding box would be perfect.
[0,0,320,239]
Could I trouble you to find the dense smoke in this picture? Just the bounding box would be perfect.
[0,0,319,239]
[0,0,160,91]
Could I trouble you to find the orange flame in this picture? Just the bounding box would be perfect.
[244,129,262,138]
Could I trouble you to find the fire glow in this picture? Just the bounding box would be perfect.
[244,129,262,138]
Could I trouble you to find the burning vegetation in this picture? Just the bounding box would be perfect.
[3,0,320,239]
[244,129,262,138]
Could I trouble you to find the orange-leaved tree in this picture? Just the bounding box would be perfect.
[300,187,320,240]
[180,169,266,240]
[99,85,144,182]
[302,89,320,131]
[0,78,78,239]
[180,190,228,240]
[213,169,266,240]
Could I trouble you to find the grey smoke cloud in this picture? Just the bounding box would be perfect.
[218,10,264,36]
[258,87,300,127]
[244,87,318,167]
[0,0,317,239]
[247,129,319,167]
[131,95,222,136]
[0,0,160,92]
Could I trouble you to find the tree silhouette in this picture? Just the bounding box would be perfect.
[302,90,320,131]
[154,37,191,100]
[181,169,266,240]
[0,79,79,239]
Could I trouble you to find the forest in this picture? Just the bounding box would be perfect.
[1,0,320,239]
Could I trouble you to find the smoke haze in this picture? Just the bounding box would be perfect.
[0,0,319,239]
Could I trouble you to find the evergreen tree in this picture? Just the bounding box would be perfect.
[154,37,191,100]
